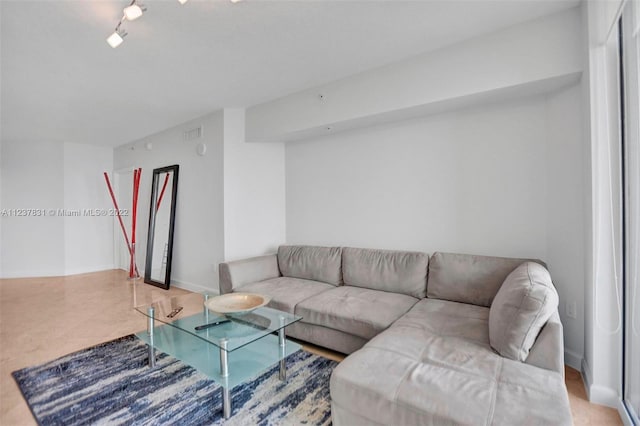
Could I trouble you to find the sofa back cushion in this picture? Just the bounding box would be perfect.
[342,247,428,298]
[427,252,545,307]
[489,262,559,361]
[277,245,343,285]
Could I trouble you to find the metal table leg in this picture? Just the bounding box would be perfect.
[219,339,231,419]
[147,307,156,368]
[204,294,209,323]
[279,316,286,381]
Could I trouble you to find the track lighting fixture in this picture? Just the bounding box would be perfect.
[106,0,241,48]
[123,3,145,21]
[107,0,145,48]
[106,26,127,49]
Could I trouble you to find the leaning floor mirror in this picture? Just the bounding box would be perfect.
[144,165,179,289]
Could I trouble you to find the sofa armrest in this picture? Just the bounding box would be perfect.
[218,254,281,294]
[525,311,564,376]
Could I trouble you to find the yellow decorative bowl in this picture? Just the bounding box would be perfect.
[205,293,271,315]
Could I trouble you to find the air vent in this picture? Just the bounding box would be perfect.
[183,126,203,141]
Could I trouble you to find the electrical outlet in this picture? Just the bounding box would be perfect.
[566,301,577,319]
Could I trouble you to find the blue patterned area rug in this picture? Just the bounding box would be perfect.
[12,335,336,426]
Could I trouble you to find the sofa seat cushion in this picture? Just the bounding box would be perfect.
[235,277,333,314]
[295,286,418,340]
[330,298,572,425]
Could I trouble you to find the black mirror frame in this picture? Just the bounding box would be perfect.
[144,164,179,290]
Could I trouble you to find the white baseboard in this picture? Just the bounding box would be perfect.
[581,358,620,408]
[1,265,116,279]
[0,269,65,279]
[564,349,582,371]
[581,358,593,398]
[588,384,620,408]
[64,264,115,276]
[171,278,219,295]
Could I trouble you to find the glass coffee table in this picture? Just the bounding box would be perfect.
[135,292,302,419]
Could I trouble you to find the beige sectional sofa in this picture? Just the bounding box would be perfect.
[219,245,572,425]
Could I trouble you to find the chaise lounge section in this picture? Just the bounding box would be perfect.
[218,245,572,425]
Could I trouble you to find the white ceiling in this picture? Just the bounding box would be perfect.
[0,0,579,148]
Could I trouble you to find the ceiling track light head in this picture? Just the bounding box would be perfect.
[124,3,146,21]
[106,27,127,48]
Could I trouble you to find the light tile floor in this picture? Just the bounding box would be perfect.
[0,270,622,425]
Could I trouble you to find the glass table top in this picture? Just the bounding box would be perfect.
[135,292,302,352]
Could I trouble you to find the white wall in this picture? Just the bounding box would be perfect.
[114,112,225,294]
[223,109,286,261]
[1,142,3,276]
[0,140,114,278]
[286,97,548,254]
[0,115,281,289]
[113,108,287,292]
[546,85,586,368]
[580,0,596,408]
[63,142,114,275]
[1,140,65,277]
[285,88,586,363]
